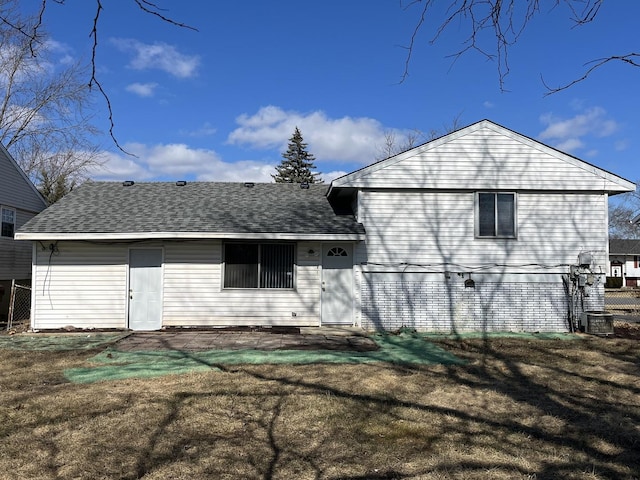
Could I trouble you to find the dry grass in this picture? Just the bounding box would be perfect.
[0,328,639,479]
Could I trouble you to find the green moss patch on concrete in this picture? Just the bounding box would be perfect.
[65,332,465,383]
[423,331,580,340]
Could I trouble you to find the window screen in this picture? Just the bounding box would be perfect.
[224,243,294,288]
[477,193,516,238]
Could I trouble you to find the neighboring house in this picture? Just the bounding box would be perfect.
[0,145,48,321]
[608,239,640,287]
[16,120,635,332]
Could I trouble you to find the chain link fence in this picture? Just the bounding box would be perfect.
[605,288,640,316]
[8,282,31,331]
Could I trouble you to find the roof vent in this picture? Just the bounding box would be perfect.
[176,180,187,186]
[244,182,255,188]
[123,180,135,187]
[300,182,309,189]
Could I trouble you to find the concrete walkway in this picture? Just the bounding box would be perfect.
[114,327,378,352]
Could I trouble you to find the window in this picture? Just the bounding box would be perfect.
[224,243,295,289]
[477,192,516,238]
[1,207,15,238]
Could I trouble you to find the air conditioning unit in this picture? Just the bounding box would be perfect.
[580,311,614,335]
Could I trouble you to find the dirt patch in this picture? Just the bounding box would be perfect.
[614,321,640,339]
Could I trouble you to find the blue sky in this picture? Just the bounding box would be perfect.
[22,0,639,185]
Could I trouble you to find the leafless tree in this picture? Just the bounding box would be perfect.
[401,0,636,93]
[0,0,197,154]
[0,0,101,203]
[376,114,463,160]
[609,187,640,239]
[0,2,101,202]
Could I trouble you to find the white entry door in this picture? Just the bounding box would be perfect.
[128,248,163,331]
[321,244,353,325]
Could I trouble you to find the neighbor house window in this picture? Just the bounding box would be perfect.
[477,192,516,238]
[1,207,15,238]
[224,243,295,289]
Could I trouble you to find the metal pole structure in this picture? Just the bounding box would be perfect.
[7,279,15,330]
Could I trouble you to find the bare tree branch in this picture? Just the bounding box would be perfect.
[0,1,103,201]
[543,53,640,95]
[134,0,198,31]
[86,0,129,154]
[0,0,197,154]
[400,0,632,94]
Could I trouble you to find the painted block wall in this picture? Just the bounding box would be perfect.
[360,273,604,332]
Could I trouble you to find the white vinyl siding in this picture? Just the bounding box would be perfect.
[335,124,632,193]
[163,241,320,327]
[30,240,323,330]
[359,190,608,272]
[31,242,128,329]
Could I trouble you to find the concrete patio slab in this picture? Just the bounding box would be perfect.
[113,327,378,353]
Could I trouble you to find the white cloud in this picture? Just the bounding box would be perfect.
[227,105,404,164]
[554,138,584,153]
[110,38,200,78]
[182,122,217,137]
[538,107,618,155]
[125,82,158,97]
[539,107,617,141]
[90,143,275,183]
[483,101,495,108]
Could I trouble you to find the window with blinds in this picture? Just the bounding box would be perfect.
[224,243,295,289]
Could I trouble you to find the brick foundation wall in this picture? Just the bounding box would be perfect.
[360,275,596,332]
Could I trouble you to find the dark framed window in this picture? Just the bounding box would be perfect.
[224,243,295,289]
[477,192,516,238]
[1,207,15,238]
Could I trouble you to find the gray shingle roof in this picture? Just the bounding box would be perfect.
[609,239,640,255]
[17,182,365,239]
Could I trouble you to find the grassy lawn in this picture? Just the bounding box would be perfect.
[0,327,639,479]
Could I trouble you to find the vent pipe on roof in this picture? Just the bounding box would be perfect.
[244,182,255,188]
[300,182,309,189]
[176,180,187,186]
[123,180,135,187]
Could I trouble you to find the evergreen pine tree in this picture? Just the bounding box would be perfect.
[272,127,322,183]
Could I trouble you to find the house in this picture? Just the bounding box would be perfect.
[608,239,640,287]
[0,145,48,322]
[16,120,635,332]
